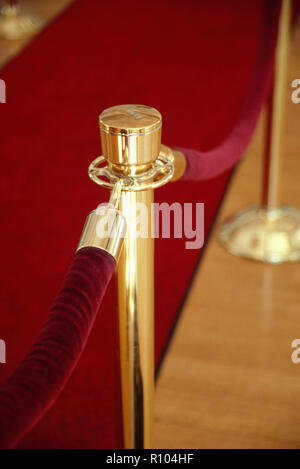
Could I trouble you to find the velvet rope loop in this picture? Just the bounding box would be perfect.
[179,0,281,181]
[0,247,115,449]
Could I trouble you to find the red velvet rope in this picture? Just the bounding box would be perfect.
[178,0,281,181]
[0,247,115,449]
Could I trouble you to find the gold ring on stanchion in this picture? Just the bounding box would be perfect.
[88,153,174,191]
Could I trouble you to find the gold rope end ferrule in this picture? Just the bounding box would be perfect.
[159,144,186,181]
[77,206,126,263]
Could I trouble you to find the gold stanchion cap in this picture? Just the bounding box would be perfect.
[99,104,162,169]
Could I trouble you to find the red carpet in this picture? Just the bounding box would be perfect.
[0,0,271,448]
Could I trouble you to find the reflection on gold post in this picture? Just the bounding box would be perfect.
[218,0,300,264]
[94,105,174,448]
[0,1,41,40]
[117,189,154,448]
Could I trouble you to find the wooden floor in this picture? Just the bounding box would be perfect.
[155,15,300,449]
[1,0,300,449]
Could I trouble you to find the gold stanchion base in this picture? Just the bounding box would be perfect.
[0,5,41,40]
[218,206,300,264]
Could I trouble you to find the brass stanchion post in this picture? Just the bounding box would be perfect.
[218,0,300,264]
[116,188,154,448]
[88,105,174,448]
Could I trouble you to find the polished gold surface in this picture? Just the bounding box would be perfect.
[94,106,178,447]
[218,0,300,264]
[218,205,300,264]
[0,3,41,40]
[88,153,174,191]
[77,207,126,262]
[77,181,126,262]
[263,0,290,208]
[172,149,186,181]
[160,144,186,182]
[98,104,168,448]
[117,189,154,449]
[99,104,162,171]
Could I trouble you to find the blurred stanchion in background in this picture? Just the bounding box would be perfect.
[0,0,41,40]
[218,0,300,264]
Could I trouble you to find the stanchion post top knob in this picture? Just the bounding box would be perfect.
[99,104,162,170]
